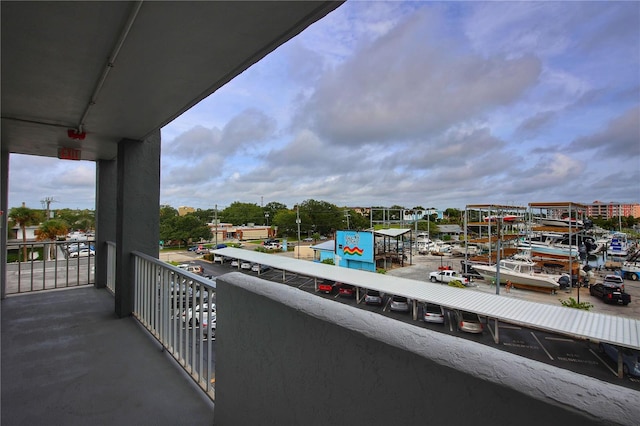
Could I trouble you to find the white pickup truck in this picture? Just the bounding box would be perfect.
[429,270,469,285]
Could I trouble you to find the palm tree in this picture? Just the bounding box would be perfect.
[37,219,69,260]
[9,205,40,262]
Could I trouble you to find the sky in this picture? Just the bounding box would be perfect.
[8,1,640,212]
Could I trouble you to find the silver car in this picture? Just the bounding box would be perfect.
[389,295,410,312]
[364,290,384,306]
[423,303,445,324]
[454,310,483,334]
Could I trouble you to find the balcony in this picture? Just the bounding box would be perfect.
[1,248,216,425]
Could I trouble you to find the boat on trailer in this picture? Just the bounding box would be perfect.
[470,259,563,293]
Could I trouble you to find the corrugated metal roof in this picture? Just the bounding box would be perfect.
[374,229,411,237]
[310,240,335,251]
[214,247,640,350]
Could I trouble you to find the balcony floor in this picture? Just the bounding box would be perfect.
[1,286,215,425]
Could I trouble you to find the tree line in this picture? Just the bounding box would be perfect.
[158,201,452,247]
[8,202,637,252]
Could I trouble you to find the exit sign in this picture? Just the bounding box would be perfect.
[58,147,81,160]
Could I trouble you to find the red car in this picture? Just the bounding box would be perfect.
[317,280,337,294]
[338,283,356,298]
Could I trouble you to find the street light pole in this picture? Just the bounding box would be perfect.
[296,205,301,259]
[214,204,218,247]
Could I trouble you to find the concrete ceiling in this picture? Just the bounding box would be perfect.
[1,1,342,161]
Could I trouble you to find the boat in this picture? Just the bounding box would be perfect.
[483,215,523,223]
[621,251,640,281]
[450,244,479,257]
[517,232,604,261]
[537,217,583,228]
[606,232,630,258]
[470,259,563,291]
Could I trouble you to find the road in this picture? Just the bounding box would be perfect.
[4,257,94,293]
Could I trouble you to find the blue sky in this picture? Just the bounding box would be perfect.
[9,1,640,211]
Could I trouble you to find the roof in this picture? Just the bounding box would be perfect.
[1,1,343,161]
[437,225,462,233]
[374,229,412,238]
[310,240,335,251]
[214,247,640,351]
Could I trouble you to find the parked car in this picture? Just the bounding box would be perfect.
[251,263,271,273]
[364,289,384,305]
[589,275,630,305]
[422,302,445,324]
[178,263,204,275]
[213,254,225,263]
[240,261,252,270]
[317,280,338,294]
[389,295,410,312]
[599,342,640,377]
[230,260,239,267]
[195,245,209,255]
[303,237,313,242]
[454,310,483,334]
[202,317,216,339]
[338,283,356,298]
[429,270,469,285]
[67,242,88,253]
[264,242,281,250]
[181,303,216,326]
[69,248,95,258]
[603,274,624,285]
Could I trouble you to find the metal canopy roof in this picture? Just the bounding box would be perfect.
[1,1,342,161]
[215,247,640,350]
[374,229,412,237]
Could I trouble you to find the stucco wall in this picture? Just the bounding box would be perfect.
[213,272,639,426]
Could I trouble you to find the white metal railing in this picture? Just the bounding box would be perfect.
[132,252,216,401]
[5,240,96,294]
[106,241,116,294]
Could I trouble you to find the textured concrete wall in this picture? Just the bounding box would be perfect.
[96,159,117,290]
[0,150,8,299]
[214,272,639,426]
[115,132,160,317]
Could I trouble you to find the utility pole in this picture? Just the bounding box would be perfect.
[296,205,301,259]
[344,210,350,229]
[214,204,218,247]
[40,196,57,219]
[495,216,502,295]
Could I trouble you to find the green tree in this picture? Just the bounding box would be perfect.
[190,208,215,224]
[160,205,178,222]
[55,208,94,231]
[370,206,386,221]
[345,208,370,230]
[298,199,342,236]
[444,208,462,223]
[272,209,298,238]
[37,219,69,260]
[264,201,288,226]
[220,202,264,225]
[9,206,41,262]
[161,214,211,247]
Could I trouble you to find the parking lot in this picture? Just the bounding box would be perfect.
[162,249,640,390]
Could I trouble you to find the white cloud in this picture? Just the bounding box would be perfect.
[8,1,640,211]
